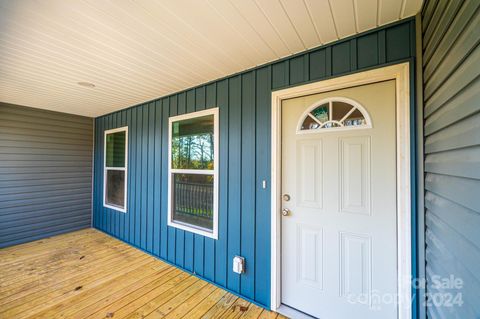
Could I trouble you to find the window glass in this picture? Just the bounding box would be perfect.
[331,101,353,121]
[301,115,320,130]
[323,122,341,128]
[311,104,329,122]
[299,99,370,132]
[343,109,366,126]
[169,109,218,238]
[106,131,126,167]
[104,127,127,212]
[172,115,214,170]
[172,173,214,231]
[106,170,125,208]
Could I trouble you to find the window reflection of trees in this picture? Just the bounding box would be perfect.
[172,132,214,170]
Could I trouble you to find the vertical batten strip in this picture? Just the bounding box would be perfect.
[169,96,180,264]
[175,93,186,268]
[216,78,229,287]
[129,108,137,244]
[161,98,171,260]
[205,82,217,281]
[240,71,256,299]
[255,66,272,306]
[183,91,194,271]
[141,105,148,249]
[227,75,242,292]
[147,103,155,252]
[126,108,132,241]
[153,100,162,255]
[194,87,207,277]
[134,106,142,247]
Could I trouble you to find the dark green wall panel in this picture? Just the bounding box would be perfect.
[271,60,289,89]
[357,33,379,68]
[289,55,307,85]
[93,18,416,308]
[386,22,412,62]
[309,49,327,80]
[332,41,351,74]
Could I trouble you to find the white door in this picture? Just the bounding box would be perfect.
[281,80,398,318]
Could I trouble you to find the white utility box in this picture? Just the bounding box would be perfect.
[233,256,245,274]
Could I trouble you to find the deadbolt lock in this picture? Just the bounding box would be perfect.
[282,194,291,201]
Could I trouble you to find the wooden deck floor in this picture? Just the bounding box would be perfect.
[0,228,286,319]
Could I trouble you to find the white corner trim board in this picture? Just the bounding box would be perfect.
[270,62,412,319]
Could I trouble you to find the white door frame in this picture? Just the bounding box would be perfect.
[270,62,412,319]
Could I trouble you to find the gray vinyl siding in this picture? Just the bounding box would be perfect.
[0,103,93,248]
[421,1,480,318]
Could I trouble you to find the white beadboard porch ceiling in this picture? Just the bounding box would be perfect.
[0,0,423,117]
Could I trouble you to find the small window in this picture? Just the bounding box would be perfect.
[298,98,371,133]
[104,127,128,212]
[168,108,219,239]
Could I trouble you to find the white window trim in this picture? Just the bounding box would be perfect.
[168,108,219,239]
[103,126,128,213]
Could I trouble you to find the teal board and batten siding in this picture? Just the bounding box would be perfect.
[421,1,480,318]
[0,103,93,248]
[93,19,416,308]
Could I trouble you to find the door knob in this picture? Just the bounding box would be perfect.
[282,208,291,216]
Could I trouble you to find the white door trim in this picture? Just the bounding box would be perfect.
[270,62,411,319]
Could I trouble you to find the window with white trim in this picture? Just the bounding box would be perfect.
[298,97,372,133]
[104,127,128,212]
[168,108,219,239]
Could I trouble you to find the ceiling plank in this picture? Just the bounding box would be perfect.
[402,0,424,17]
[226,0,291,58]
[0,0,422,117]
[354,0,378,32]
[255,0,306,53]
[380,0,405,25]
[206,0,279,61]
[328,0,358,38]
[304,0,339,44]
[279,0,321,49]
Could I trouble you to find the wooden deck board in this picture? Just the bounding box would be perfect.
[0,229,285,319]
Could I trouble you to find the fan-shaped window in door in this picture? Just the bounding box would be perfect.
[298,97,372,133]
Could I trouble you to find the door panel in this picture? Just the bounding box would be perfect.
[339,231,371,298]
[281,80,397,319]
[296,140,323,209]
[339,136,371,215]
[297,224,324,289]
